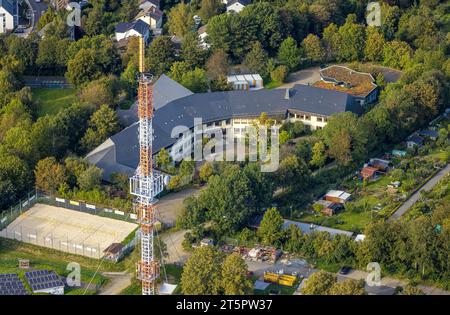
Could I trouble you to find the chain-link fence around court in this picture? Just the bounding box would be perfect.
[0,190,139,260]
[0,225,103,259]
[0,190,38,231]
[36,192,138,223]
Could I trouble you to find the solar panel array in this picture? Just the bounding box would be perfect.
[0,274,28,295]
[25,270,65,292]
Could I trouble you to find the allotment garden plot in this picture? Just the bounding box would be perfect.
[0,203,138,259]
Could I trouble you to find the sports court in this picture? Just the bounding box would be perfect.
[0,203,138,259]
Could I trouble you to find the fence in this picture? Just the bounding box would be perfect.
[0,191,171,260]
[36,191,138,223]
[0,226,102,259]
[0,191,136,260]
[0,190,38,230]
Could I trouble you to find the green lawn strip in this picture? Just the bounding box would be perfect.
[265,81,283,89]
[120,227,139,245]
[119,279,142,295]
[120,264,183,295]
[0,238,130,294]
[32,88,77,117]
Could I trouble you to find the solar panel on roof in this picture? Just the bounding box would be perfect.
[24,269,64,292]
[0,273,28,295]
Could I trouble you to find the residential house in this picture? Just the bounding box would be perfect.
[115,20,150,42]
[50,0,69,10]
[198,25,210,49]
[314,65,378,106]
[406,134,424,149]
[227,0,251,14]
[227,74,263,91]
[135,5,163,30]
[0,0,17,34]
[139,0,160,10]
[418,129,439,141]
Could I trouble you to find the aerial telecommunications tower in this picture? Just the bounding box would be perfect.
[130,36,166,295]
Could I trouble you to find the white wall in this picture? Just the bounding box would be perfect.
[35,286,65,295]
[166,114,329,161]
[0,8,14,34]
[116,29,149,42]
[227,3,245,14]
[138,16,162,29]
[199,32,210,49]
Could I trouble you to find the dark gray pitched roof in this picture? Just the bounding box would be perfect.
[149,8,163,20]
[117,74,193,125]
[418,129,439,138]
[132,19,149,34]
[115,22,132,33]
[153,74,194,110]
[87,82,360,180]
[115,20,149,35]
[407,135,424,144]
[0,0,14,15]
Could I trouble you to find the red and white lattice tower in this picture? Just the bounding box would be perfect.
[130,37,165,295]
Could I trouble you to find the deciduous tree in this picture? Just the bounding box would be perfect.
[146,36,176,77]
[278,36,301,70]
[301,34,325,64]
[257,207,284,246]
[221,253,252,295]
[364,27,385,62]
[35,157,67,194]
[301,271,337,295]
[168,2,195,38]
[180,246,224,295]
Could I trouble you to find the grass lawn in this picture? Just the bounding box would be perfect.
[32,88,77,117]
[300,210,373,233]
[0,238,112,294]
[265,80,283,89]
[297,175,402,232]
[120,263,183,295]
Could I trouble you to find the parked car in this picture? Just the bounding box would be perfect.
[339,266,352,275]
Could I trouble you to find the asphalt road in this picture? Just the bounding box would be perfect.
[28,0,48,32]
[389,163,450,220]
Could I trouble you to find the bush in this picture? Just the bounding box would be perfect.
[270,65,288,83]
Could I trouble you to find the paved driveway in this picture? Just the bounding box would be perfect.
[277,67,321,89]
[156,188,202,226]
[390,164,450,220]
[28,0,48,32]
